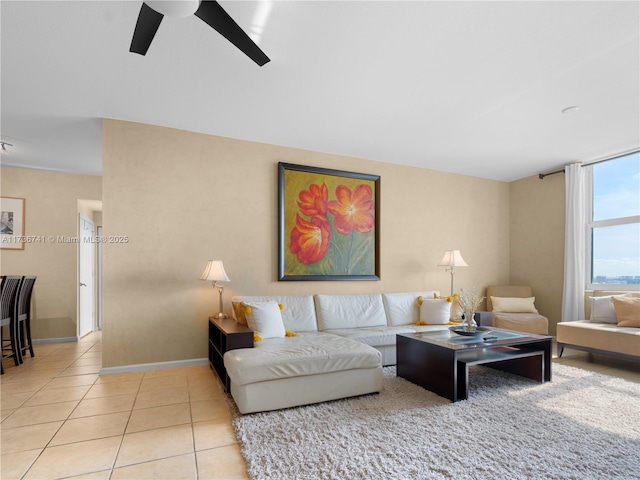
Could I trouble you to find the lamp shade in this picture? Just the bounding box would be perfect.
[438,250,468,267]
[200,260,230,282]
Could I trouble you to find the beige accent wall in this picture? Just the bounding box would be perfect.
[1,122,569,366]
[102,119,511,367]
[509,173,565,335]
[0,167,102,339]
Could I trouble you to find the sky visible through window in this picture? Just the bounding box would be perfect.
[592,152,640,283]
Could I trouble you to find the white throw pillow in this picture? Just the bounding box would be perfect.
[243,301,286,339]
[419,299,451,325]
[590,294,630,324]
[233,295,317,332]
[491,296,538,313]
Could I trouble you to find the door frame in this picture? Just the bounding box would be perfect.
[96,225,103,330]
[78,214,95,338]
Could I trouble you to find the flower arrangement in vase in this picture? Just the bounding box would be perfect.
[457,287,485,332]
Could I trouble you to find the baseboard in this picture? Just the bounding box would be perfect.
[33,337,78,344]
[100,358,209,375]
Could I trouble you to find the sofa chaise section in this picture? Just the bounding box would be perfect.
[224,331,382,414]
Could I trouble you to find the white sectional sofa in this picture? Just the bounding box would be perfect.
[225,291,449,413]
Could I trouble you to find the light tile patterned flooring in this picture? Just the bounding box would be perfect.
[1,331,247,480]
[1,331,638,479]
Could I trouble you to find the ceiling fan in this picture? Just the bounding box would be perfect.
[130,0,270,66]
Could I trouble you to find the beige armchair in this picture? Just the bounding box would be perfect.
[486,285,549,335]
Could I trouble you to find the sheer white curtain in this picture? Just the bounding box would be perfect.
[561,163,587,322]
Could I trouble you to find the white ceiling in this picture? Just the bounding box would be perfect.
[1,0,639,182]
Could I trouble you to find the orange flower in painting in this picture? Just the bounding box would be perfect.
[297,183,328,218]
[289,214,331,265]
[327,184,375,235]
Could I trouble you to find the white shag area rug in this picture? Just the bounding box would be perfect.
[229,364,640,480]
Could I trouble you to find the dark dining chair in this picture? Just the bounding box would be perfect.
[1,275,23,374]
[16,276,36,361]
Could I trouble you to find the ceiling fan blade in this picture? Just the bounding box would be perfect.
[130,3,165,55]
[194,1,270,66]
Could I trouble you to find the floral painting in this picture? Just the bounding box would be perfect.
[278,163,380,281]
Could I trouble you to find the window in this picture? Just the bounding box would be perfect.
[587,151,640,290]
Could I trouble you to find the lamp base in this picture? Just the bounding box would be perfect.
[214,312,229,319]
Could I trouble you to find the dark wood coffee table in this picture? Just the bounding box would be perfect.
[397,328,552,401]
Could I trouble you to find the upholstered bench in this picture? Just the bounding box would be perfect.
[557,321,640,360]
[557,291,640,361]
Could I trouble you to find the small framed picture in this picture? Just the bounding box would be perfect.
[1,197,26,250]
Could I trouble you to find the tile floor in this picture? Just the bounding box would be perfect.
[1,331,638,479]
[1,331,247,480]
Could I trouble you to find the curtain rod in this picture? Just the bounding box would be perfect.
[538,169,563,179]
[538,149,640,180]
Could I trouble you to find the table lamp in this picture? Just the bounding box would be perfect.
[200,260,230,318]
[438,249,468,296]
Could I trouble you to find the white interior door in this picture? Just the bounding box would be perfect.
[79,215,95,338]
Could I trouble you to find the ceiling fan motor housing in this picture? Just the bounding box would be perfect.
[146,0,201,18]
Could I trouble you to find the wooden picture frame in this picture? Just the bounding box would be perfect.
[279,162,380,281]
[0,197,26,250]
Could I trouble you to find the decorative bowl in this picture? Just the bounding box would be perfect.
[449,326,492,337]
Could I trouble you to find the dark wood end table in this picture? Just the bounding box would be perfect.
[208,317,253,392]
